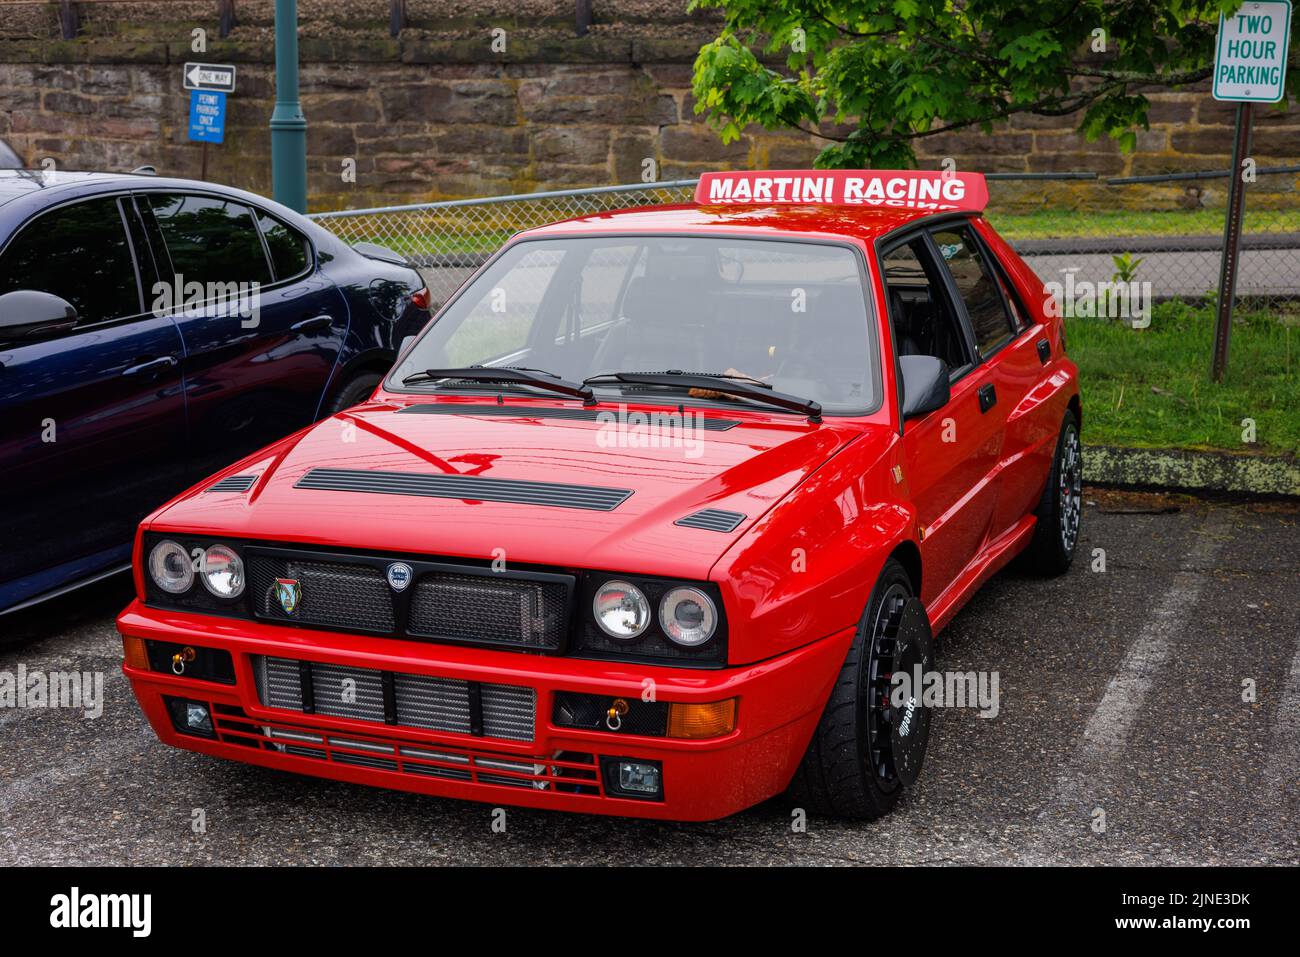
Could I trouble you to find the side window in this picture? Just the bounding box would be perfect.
[146,193,273,288]
[929,225,1017,357]
[255,209,312,281]
[0,196,142,327]
[880,237,973,376]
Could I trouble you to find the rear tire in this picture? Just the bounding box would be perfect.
[787,558,935,820]
[324,372,382,415]
[1020,411,1082,576]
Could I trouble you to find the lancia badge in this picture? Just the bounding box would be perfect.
[275,578,301,615]
[386,562,413,592]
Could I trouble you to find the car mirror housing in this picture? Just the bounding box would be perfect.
[0,290,79,342]
[899,354,950,420]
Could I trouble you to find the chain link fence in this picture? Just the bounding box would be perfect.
[308,171,1300,314]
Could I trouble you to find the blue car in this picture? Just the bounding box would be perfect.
[0,169,430,616]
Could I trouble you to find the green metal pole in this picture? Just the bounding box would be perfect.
[270,0,307,212]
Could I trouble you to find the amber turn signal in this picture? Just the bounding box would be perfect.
[122,635,149,671]
[667,698,737,739]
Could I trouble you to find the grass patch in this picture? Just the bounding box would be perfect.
[1068,301,1300,454]
[989,207,1295,241]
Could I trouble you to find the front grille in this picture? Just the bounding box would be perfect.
[253,655,536,742]
[209,703,604,793]
[407,573,567,650]
[295,467,633,511]
[247,548,571,651]
[250,557,395,631]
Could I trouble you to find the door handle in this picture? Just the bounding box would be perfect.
[978,383,997,413]
[291,314,332,334]
[1036,338,1051,364]
[121,355,178,378]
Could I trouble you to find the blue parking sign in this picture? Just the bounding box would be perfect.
[188,89,226,143]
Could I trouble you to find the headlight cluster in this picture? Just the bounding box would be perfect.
[146,538,245,601]
[581,575,726,665]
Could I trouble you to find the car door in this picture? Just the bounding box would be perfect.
[927,222,1042,541]
[883,232,1002,604]
[138,191,348,482]
[0,194,186,602]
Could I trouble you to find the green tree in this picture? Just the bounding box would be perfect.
[689,0,1293,168]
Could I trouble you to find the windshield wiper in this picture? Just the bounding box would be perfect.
[402,366,596,406]
[585,371,821,422]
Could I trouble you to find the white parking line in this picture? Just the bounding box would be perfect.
[1262,640,1300,800]
[1078,510,1230,755]
[1043,509,1232,827]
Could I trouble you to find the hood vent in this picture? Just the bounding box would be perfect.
[206,474,257,493]
[295,467,633,511]
[398,404,740,431]
[674,508,747,533]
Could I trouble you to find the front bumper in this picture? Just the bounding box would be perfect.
[117,600,854,821]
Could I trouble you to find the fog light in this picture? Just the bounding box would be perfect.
[165,696,215,738]
[185,702,213,733]
[667,698,737,739]
[618,761,661,794]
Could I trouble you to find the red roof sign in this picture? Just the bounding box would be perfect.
[695,169,988,213]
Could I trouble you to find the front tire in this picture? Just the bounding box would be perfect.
[787,558,935,820]
[1020,410,1082,576]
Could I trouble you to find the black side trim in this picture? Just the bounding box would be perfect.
[467,682,484,737]
[299,660,315,715]
[295,468,633,512]
[398,403,740,431]
[206,474,257,493]
[674,508,747,533]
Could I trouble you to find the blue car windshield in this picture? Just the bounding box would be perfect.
[391,236,880,414]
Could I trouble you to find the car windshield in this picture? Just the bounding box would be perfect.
[390,235,879,414]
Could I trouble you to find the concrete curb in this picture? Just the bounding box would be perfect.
[1084,444,1300,497]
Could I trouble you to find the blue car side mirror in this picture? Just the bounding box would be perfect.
[0,290,79,341]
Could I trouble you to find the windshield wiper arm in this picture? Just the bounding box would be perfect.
[585,371,821,422]
[402,366,596,405]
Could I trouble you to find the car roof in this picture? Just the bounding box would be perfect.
[0,169,157,209]
[521,202,958,245]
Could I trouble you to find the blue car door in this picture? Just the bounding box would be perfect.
[0,193,186,608]
[136,190,348,481]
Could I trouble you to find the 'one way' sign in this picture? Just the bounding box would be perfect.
[183,62,236,93]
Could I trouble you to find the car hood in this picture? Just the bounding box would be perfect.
[153,397,869,580]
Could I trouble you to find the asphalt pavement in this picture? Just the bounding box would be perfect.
[1,490,1297,866]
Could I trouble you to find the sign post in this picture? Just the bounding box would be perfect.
[1209,1,1292,382]
[184,62,236,182]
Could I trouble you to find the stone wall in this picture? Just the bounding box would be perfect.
[0,1,1296,211]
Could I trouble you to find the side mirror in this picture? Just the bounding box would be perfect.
[899,354,950,420]
[0,290,78,342]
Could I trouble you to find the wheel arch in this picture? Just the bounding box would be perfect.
[888,539,922,597]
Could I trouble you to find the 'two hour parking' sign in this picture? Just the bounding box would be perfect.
[1213,0,1292,102]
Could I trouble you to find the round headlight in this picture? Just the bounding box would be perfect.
[200,543,245,598]
[659,587,717,646]
[593,580,650,640]
[148,539,194,594]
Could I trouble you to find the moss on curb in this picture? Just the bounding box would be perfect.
[1084,445,1300,496]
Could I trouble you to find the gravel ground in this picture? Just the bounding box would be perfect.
[1,490,1298,866]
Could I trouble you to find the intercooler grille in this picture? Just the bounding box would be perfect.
[253,655,535,742]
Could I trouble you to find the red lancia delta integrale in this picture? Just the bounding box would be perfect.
[119,170,1082,821]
